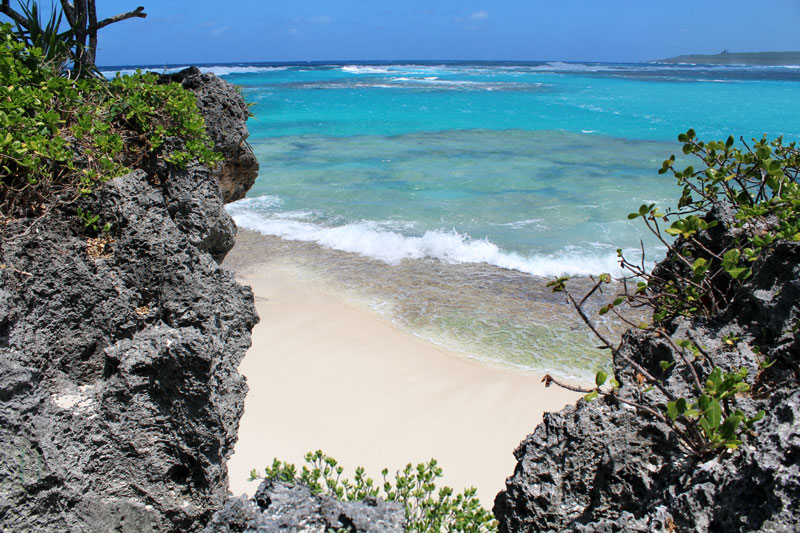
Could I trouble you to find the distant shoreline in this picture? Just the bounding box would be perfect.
[658,51,800,66]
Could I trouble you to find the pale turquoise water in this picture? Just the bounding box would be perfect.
[219,62,800,274]
[106,61,800,378]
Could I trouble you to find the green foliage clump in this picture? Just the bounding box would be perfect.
[250,450,497,532]
[665,365,765,452]
[625,129,799,321]
[545,129,798,458]
[0,22,221,221]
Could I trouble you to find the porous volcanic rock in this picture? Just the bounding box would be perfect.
[162,66,259,204]
[204,479,405,532]
[0,73,259,531]
[494,226,800,531]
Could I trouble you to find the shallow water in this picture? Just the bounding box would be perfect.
[188,60,800,377]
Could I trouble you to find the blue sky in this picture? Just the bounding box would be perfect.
[21,1,800,65]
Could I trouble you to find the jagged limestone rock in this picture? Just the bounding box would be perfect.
[494,233,800,531]
[162,66,259,204]
[0,72,259,532]
[204,479,405,533]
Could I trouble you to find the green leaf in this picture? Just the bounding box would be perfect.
[706,399,722,429]
[583,390,598,402]
[691,257,708,274]
[697,394,712,411]
[595,371,608,387]
[719,414,742,441]
[667,401,679,421]
[722,249,741,270]
[699,417,712,436]
[727,267,751,280]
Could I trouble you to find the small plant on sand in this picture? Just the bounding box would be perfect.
[544,129,799,457]
[251,450,497,532]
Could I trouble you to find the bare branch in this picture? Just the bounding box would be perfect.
[659,330,704,392]
[89,6,146,32]
[542,374,699,453]
[0,0,29,29]
[565,291,615,350]
[562,287,677,401]
[542,374,594,394]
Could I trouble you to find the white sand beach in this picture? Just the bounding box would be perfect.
[224,247,582,505]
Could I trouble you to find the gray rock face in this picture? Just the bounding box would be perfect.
[0,73,259,531]
[204,479,405,532]
[163,66,259,204]
[494,236,800,531]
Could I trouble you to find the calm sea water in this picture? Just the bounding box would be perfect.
[103,61,800,379]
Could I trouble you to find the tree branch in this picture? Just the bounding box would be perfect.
[542,373,701,454]
[0,0,29,29]
[88,6,146,32]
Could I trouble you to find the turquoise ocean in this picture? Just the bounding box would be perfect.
[105,61,800,380]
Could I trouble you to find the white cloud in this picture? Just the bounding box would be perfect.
[309,15,332,24]
[454,10,490,27]
[210,26,229,38]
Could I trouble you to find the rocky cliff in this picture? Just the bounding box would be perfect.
[0,69,258,531]
[494,217,800,531]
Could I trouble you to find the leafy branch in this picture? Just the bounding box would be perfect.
[543,129,797,457]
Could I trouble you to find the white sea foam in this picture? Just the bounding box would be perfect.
[228,209,627,277]
[341,65,393,74]
[100,65,287,78]
[525,61,611,72]
[231,194,284,210]
[201,65,289,76]
[495,219,546,229]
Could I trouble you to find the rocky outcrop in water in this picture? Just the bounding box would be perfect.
[494,218,800,531]
[0,73,258,531]
[204,478,405,532]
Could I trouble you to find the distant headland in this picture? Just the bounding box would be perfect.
[658,50,800,66]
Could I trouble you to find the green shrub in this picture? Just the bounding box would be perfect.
[544,130,798,457]
[0,22,221,221]
[251,450,497,532]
